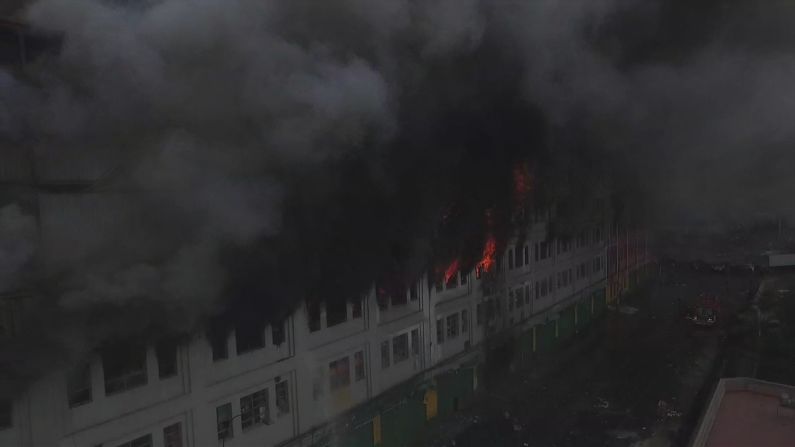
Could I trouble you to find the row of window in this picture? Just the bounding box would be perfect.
[435,310,469,344]
[211,321,286,362]
[216,379,290,440]
[67,339,180,408]
[308,300,362,333]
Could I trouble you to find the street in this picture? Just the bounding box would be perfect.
[420,266,757,447]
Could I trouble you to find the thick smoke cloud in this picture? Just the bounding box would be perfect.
[2,0,795,394]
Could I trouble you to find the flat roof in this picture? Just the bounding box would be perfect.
[692,378,795,447]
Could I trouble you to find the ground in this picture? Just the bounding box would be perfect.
[417,265,757,447]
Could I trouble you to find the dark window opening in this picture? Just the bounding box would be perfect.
[508,248,514,269]
[308,301,321,332]
[352,297,363,318]
[381,340,391,368]
[103,343,147,395]
[445,272,457,289]
[329,357,351,390]
[236,321,265,354]
[163,423,182,447]
[156,338,178,379]
[524,245,529,264]
[411,329,420,356]
[210,332,228,361]
[392,333,409,363]
[326,299,348,327]
[436,318,444,344]
[409,284,418,301]
[460,271,467,285]
[354,351,366,381]
[67,362,92,408]
[276,379,290,415]
[116,434,152,447]
[462,310,469,332]
[272,321,286,346]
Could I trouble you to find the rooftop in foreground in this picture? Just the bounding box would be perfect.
[692,377,795,447]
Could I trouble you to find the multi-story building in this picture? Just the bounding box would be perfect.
[0,18,641,447]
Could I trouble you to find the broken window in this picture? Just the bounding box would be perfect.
[326,299,347,327]
[240,388,270,430]
[329,357,350,390]
[0,400,11,429]
[116,434,153,447]
[210,331,228,361]
[381,340,391,368]
[236,321,265,354]
[460,271,467,285]
[352,297,363,319]
[461,310,469,332]
[354,351,366,381]
[163,423,182,447]
[307,301,321,332]
[446,314,459,339]
[156,338,178,379]
[276,379,290,416]
[411,329,420,356]
[103,343,147,395]
[436,318,444,344]
[67,362,92,407]
[272,321,286,346]
[409,284,418,301]
[445,272,457,289]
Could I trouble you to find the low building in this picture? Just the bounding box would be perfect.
[691,377,795,447]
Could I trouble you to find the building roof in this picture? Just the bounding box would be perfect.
[692,378,795,447]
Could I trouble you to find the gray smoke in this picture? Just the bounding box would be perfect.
[2,0,795,394]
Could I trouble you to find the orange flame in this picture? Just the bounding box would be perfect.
[444,259,460,283]
[475,235,497,277]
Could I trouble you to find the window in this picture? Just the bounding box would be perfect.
[445,272,457,289]
[276,379,290,416]
[381,340,391,368]
[240,389,270,430]
[534,243,539,261]
[329,357,351,390]
[435,280,443,292]
[210,332,228,361]
[236,321,265,354]
[307,301,321,332]
[476,303,483,325]
[392,333,409,363]
[67,362,92,407]
[507,291,514,310]
[0,400,11,429]
[446,314,459,339]
[460,271,467,285]
[163,423,182,447]
[156,338,178,379]
[216,403,233,440]
[116,434,153,447]
[515,246,523,268]
[411,329,420,356]
[535,281,540,299]
[525,285,530,304]
[354,351,365,381]
[436,318,444,344]
[352,297,363,318]
[326,299,347,327]
[103,343,147,395]
[409,284,418,301]
[312,368,324,400]
[508,248,514,269]
[524,245,529,265]
[390,287,408,306]
[272,321,286,345]
[515,288,523,308]
[461,310,469,332]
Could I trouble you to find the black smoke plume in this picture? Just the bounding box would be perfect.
[1,0,795,396]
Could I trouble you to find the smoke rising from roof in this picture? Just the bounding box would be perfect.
[1,0,795,394]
